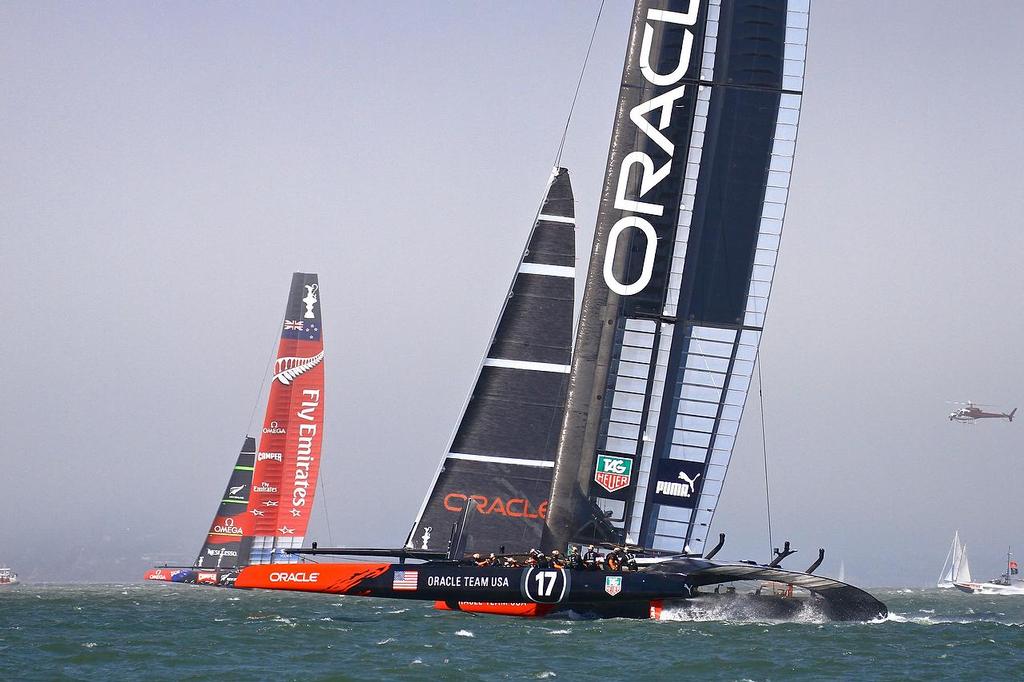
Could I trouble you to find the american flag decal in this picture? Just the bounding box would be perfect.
[392,570,418,591]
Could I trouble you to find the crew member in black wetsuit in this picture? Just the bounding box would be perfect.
[566,546,583,570]
[583,545,599,570]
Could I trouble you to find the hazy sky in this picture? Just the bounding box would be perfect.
[2,1,1022,586]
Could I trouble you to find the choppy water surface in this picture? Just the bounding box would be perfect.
[1,585,1023,680]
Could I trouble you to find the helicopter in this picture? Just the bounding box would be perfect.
[948,401,1017,423]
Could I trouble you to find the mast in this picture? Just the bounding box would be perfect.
[245,273,325,565]
[406,169,576,556]
[546,0,809,553]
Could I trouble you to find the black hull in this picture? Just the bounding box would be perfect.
[235,557,888,622]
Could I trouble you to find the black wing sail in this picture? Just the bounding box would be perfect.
[408,168,576,556]
[193,436,256,569]
[546,0,807,554]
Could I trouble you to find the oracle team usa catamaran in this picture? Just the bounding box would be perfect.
[234,0,886,620]
[145,273,325,586]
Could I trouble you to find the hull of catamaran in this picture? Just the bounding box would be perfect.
[233,559,887,621]
[143,568,239,587]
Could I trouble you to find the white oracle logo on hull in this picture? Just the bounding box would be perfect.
[269,571,320,583]
[603,1,701,297]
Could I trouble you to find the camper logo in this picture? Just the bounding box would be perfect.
[605,575,623,597]
[594,454,633,493]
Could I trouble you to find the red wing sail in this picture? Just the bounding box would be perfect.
[244,273,325,564]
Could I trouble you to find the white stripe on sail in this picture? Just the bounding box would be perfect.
[518,262,575,278]
[537,213,575,224]
[483,358,570,373]
[446,453,555,468]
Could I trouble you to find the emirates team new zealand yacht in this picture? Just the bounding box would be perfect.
[145,273,325,586]
[234,0,887,621]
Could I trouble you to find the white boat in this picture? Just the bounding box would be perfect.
[953,547,1024,595]
[0,566,18,586]
[937,530,972,588]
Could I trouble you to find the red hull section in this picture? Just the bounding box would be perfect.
[433,601,554,618]
[235,563,391,593]
[143,569,173,582]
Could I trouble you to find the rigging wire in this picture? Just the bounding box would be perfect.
[553,0,606,169]
[757,354,774,561]
[246,311,285,436]
[538,0,607,470]
[316,471,336,546]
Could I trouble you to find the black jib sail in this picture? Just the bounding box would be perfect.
[193,437,256,569]
[408,168,576,556]
[546,0,808,555]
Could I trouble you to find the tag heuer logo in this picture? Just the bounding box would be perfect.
[594,454,632,493]
[605,575,622,597]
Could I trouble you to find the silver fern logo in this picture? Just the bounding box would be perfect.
[273,350,324,385]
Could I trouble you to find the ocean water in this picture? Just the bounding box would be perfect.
[1,585,1023,680]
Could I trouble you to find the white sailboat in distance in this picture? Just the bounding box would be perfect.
[937,530,971,588]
